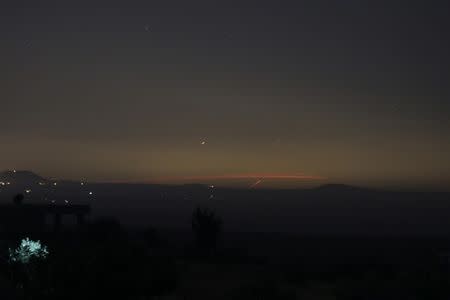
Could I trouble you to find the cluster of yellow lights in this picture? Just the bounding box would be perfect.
[1,175,93,203]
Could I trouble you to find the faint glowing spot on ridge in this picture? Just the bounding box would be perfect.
[250,179,263,189]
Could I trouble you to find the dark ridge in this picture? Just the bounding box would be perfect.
[0,170,47,183]
[313,183,373,193]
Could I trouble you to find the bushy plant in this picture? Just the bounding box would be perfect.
[9,238,49,264]
[192,207,222,253]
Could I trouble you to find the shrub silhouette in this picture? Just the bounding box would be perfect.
[144,226,164,248]
[191,207,222,253]
[229,280,296,300]
[13,193,24,205]
[85,217,123,242]
[8,228,179,299]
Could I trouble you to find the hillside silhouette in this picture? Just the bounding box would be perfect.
[0,170,46,185]
[2,179,450,299]
[1,170,450,236]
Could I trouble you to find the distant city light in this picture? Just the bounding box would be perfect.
[0,182,5,186]
[13,170,16,173]
[53,182,57,186]
[25,189,31,194]
[89,192,93,195]
[81,182,85,186]
[64,200,69,204]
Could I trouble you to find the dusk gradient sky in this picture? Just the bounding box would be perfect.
[1,0,450,189]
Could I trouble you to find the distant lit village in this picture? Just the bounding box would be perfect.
[0,170,95,205]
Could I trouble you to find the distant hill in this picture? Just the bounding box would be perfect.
[0,170,47,184]
[2,170,450,236]
[313,183,374,193]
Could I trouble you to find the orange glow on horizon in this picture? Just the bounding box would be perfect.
[154,174,325,181]
[104,173,327,185]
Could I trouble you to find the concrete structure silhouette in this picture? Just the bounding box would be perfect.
[0,203,90,237]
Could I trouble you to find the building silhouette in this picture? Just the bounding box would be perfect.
[0,203,90,238]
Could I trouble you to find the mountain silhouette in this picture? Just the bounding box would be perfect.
[313,183,373,193]
[1,170,450,235]
[0,170,47,184]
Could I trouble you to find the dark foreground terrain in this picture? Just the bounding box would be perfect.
[2,224,450,300]
[2,171,450,298]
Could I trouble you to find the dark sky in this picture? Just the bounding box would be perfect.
[1,0,450,189]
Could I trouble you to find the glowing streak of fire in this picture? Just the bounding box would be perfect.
[249,179,263,189]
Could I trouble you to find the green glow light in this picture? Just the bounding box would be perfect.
[9,238,49,264]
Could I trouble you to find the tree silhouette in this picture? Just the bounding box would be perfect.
[191,207,222,253]
[13,193,24,205]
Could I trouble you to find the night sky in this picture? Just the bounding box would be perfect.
[2,0,450,189]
